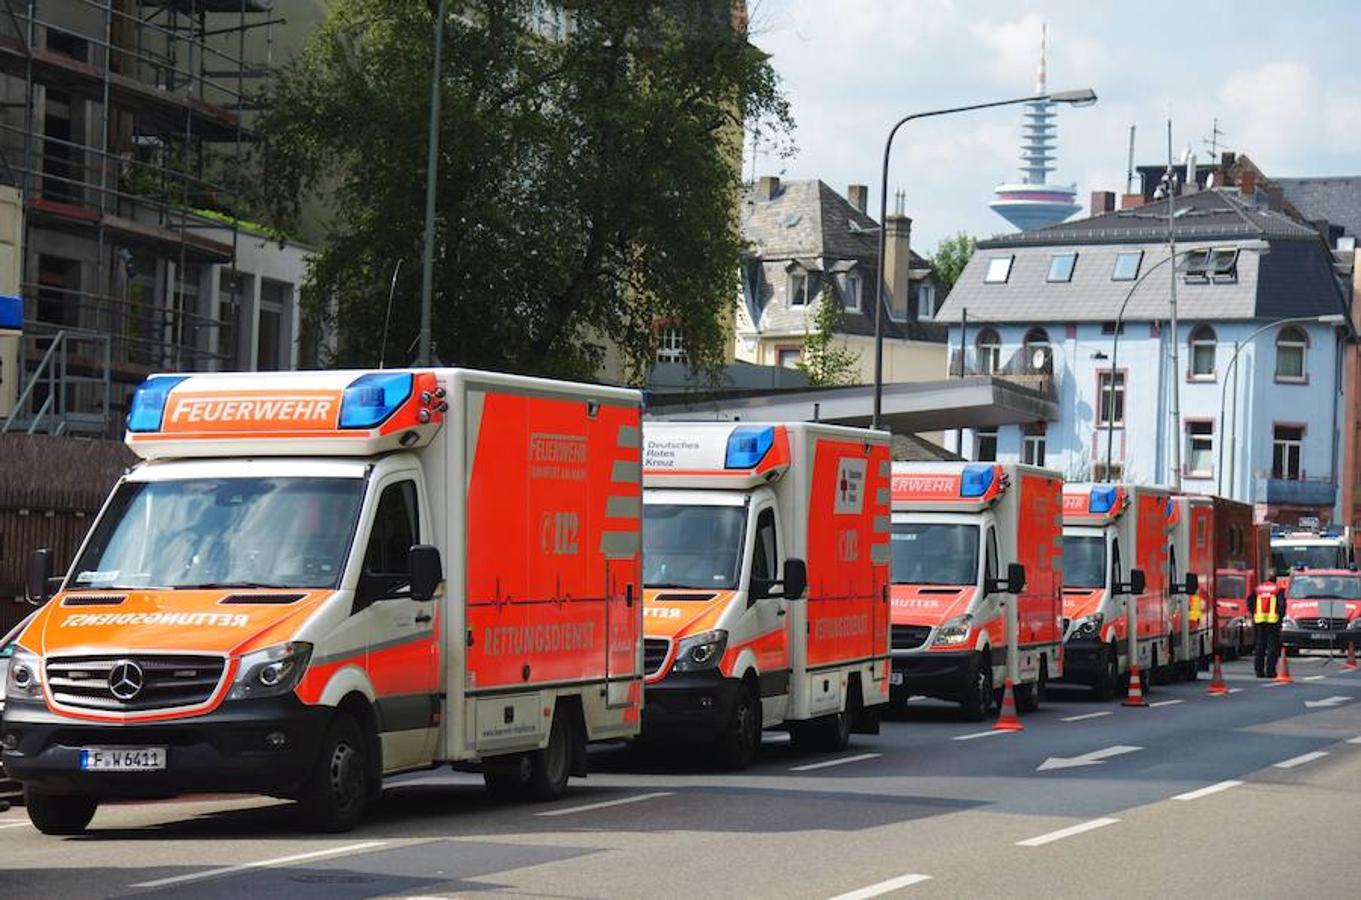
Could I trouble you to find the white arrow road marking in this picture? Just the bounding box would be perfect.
[1037,745,1142,772]
[1275,751,1328,769]
[1060,711,1113,722]
[1304,696,1353,709]
[1172,780,1243,801]
[1016,817,1120,847]
[827,873,933,899]
[130,842,389,889]
[790,753,881,772]
[535,791,674,817]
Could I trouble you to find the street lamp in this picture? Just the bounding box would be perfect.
[1101,240,1268,481]
[417,0,450,367]
[1215,312,1348,499]
[870,88,1097,431]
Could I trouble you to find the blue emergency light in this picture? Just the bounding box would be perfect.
[339,372,413,429]
[1089,485,1119,515]
[960,464,996,498]
[126,375,188,432]
[725,425,774,469]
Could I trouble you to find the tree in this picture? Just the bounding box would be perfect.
[930,232,977,291]
[251,0,791,382]
[797,287,860,386]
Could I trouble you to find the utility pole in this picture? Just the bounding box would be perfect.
[418,0,449,367]
[1166,118,1183,490]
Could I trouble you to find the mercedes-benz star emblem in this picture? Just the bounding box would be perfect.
[1319,620,1330,629]
[108,660,145,701]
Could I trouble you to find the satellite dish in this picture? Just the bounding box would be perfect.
[1032,347,1049,369]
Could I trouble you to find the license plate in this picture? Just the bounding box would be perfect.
[79,747,166,772]
[890,672,904,686]
[1311,633,1332,641]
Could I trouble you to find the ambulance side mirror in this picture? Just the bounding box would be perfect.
[408,544,443,602]
[26,549,53,606]
[1183,572,1199,596]
[780,558,807,601]
[1119,568,1147,596]
[987,562,1026,595]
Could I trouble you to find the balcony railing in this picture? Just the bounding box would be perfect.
[1256,476,1337,508]
[947,346,1057,401]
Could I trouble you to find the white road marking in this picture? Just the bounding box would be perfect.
[952,729,1012,741]
[0,821,30,830]
[822,871,930,898]
[1348,735,1361,744]
[1304,696,1353,709]
[789,753,882,772]
[1149,699,1183,708]
[535,791,674,817]
[1302,675,1327,681]
[1037,745,1142,771]
[1172,780,1243,801]
[1275,751,1329,769]
[1226,688,1242,694]
[1016,817,1120,847]
[1261,682,1287,688]
[1060,711,1113,722]
[130,841,389,889]
[827,873,932,899]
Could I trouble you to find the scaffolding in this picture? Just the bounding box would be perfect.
[0,0,276,436]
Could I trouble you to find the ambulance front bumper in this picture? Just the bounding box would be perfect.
[640,670,741,744]
[1057,637,1107,684]
[1281,627,1361,650]
[889,649,976,701]
[0,695,330,799]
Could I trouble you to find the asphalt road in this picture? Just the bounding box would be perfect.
[4,653,1361,899]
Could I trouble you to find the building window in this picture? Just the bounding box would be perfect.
[1023,327,1051,370]
[1047,252,1077,283]
[656,326,686,364]
[257,279,288,372]
[975,429,998,462]
[984,256,1013,284]
[1097,371,1125,427]
[776,346,803,369]
[1275,326,1307,381]
[1183,247,1239,284]
[1112,250,1143,281]
[1092,462,1123,481]
[1189,324,1216,378]
[1272,425,1303,480]
[1100,320,1125,335]
[917,282,936,319]
[976,328,1001,374]
[843,272,862,313]
[1022,425,1046,467]
[218,270,249,371]
[1185,421,1214,476]
[789,271,809,307]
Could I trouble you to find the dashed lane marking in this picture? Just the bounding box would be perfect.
[1275,751,1329,769]
[1348,735,1361,745]
[827,873,932,899]
[1226,688,1242,694]
[1149,699,1183,708]
[1016,817,1120,847]
[1261,682,1287,688]
[1172,780,1243,801]
[0,822,29,830]
[1060,711,1113,722]
[535,791,674,817]
[952,729,1012,741]
[129,841,389,889]
[789,753,882,772]
[1302,675,1327,681]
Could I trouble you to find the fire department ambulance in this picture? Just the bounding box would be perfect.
[887,463,1063,720]
[1059,484,1171,697]
[639,422,891,769]
[1168,495,1251,676]
[3,369,644,834]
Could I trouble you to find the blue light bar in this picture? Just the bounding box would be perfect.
[339,372,413,429]
[960,464,996,498]
[725,425,774,469]
[126,375,188,433]
[1089,486,1119,515]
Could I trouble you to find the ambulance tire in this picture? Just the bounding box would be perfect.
[1094,643,1119,701]
[1016,659,1047,713]
[297,713,369,833]
[525,713,571,802]
[960,652,994,722]
[24,790,97,835]
[793,689,856,753]
[713,681,761,771]
[483,756,532,801]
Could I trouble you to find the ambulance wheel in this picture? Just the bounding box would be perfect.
[525,713,571,801]
[297,713,368,833]
[960,653,993,722]
[793,690,857,753]
[24,790,97,835]
[1016,662,1046,713]
[1094,643,1119,701]
[483,756,532,800]
[713,682,761,770]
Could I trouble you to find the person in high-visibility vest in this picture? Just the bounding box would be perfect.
[1253,577,1287,677]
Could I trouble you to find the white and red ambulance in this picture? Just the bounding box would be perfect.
[3,368,644,834]
[1168,495,1251,676]
[638,422,891,768]
[887,463,1063,720]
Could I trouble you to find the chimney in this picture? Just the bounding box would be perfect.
[1121,193,1146,210]
[1239,170,1256,198]
[1090,191,1116,214]
[882,214,912,322]
[847,184,868,214]
[1221,151,1237,168]
[755,175,780,202]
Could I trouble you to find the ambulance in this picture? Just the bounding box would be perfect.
[1270,527,1352,573]
[1168,495,1252,675]
[887,463,1062,720]
[638,422,891,769]
[3,369,644,834]
[1059,484,1171,697]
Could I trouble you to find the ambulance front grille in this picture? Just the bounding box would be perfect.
[45,654,226,712]
[643,639,670,676]
[1294,617,1349,631]
[891,625,932,651]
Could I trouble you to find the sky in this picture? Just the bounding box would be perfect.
[744,0,1361,254]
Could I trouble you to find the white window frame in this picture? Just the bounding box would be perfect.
[1275,326,1307,382]
[656,326,686,364]
[1112,250,1143,281]
[843,272,862,314]
[974,428,998,462]
[1097,370,1126,428]
[1189,324,1216,379]
[1185,421,1214,476]
[1273,425,1304,480]
[1022,431,1046,467]
[789,271,809,307]
[1047,252,1078,283]
[918,282,936,319]
[976,329,1002,375]
[984,256,1013,284]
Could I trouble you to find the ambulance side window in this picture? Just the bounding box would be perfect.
[751,507,778,590]
[356,480,420,608]
[984,527,998,586]
[1110,539,1122,589]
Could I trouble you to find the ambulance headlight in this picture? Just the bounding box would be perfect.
[5,648,43,701]
[229,642,313,700]
[1072,613,1104,638]
[672,630,728,672]
[932,615,973,647]
[1348,619,1361,630]
[1282,617,1297,630]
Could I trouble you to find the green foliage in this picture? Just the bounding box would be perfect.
[250,0,791,381]
[930,232,977,291]
[797,287,860,386]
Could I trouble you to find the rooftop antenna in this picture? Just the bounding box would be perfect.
[894,189,906,215]
[1126,124,1136,195]
[1203,116,1226,160]
[378,258,403,369]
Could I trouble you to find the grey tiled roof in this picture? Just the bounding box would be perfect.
[1275,177,1361,238]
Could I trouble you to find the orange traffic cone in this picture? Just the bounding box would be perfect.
[1343,641,1358,673]
[1274,645,1293,685]
[993,678,1024,732]
[1207,654,1229,696]
[1122,664,1149,707]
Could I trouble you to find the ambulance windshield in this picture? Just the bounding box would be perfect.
[1272,544,1348,573]
[1287,574,1361,600]
[890,523,978,586]
[1062,536,1106,589]
[1215,574,1247,600]
[70,477,365,591]
[643,504,745,590]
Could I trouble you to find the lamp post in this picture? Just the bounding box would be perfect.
[417,0,449,367]
[1102,240,1268,481]
[1215,313,1347,499]
[870,88,1097,431]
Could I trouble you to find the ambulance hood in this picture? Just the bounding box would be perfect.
[19,589,334,657]
[889,585,977,627]
[642,589,739,641]
[1285,599,1361,621]
[1062,588,1106,620]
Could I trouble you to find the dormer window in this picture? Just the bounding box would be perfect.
[1047,253,1077,283]
[1182,247,1239,284]
[984,256,1013,284]
[1112,250,1143,281]
[789,271,809,307]
[844,272,862,313]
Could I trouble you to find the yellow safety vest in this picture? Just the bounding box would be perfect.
[1253,588,1280,625]
[1190,591,1205,625]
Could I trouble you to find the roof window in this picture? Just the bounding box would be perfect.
[1047,253,1077,283]
[984,256,1013,284]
